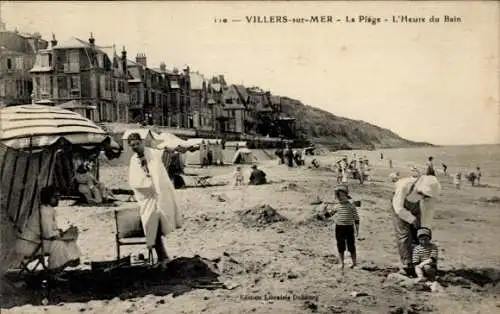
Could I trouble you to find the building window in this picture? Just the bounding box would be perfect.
[7,58,12,70]
[15,57,24,70]
[36,54,50,68]
[66,50,79,72]
[130,89,137,104]
[39,76,51,96]
[70,75,80,90]
[58,77,68,98]
[16,80,24,96]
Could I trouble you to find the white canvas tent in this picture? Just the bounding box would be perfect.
[156,132,192,150]
[232,147,254,164]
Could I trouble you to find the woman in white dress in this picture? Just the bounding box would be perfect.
[15,185,81,280]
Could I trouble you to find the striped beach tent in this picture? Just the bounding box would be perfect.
[0,105,121,274]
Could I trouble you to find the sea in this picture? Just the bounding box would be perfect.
[339,144,500,187]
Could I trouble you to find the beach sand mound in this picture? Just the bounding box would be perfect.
[478,196,500,204]
[278,182,307,192]
[310,203,335,222]
[238,204,288,227]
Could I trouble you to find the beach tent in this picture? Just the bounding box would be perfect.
[225,141,247,149]
[232,147,254,164]
[156,132,192,150]
[0,104,121,275]
[183,138,224,166]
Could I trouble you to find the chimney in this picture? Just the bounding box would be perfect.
[160,62,166,72]
[121,46,127,73]
[89,32,95,46]
[50,33,57,48]
[136,53,147,67]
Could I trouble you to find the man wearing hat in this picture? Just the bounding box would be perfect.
[249,164,267,185]
[412,227,438,281]
[391,175,441,275]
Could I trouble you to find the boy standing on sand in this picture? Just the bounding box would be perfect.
[413,228,439,282]
[330,184,360,269]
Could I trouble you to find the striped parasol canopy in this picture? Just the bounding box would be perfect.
[0,104,121,150]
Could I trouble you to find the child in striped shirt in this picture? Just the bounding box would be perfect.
[413,228,438,281]
[331,184,360,269]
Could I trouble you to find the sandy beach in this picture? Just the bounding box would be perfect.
[2,152,500,314]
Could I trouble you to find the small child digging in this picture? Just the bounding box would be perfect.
[330,184,360,269]
[412,227,439,282]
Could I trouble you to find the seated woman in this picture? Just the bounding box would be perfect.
[15,185,82,281]
[249,165,267,185]
[74,164,115,204]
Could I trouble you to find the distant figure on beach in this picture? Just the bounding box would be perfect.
[74,164,115,204]
[391,175,441,276]
[127,133,183,267]
[357,158,365,184]
[453,171,462,189]
[249,164,267,185]
[389,172,400,183]
[310,158,320,168]
[475,167,482,186]
[275,148,284,165]
[284,145,294,168]
[389,159,393,169]
[233,165,244,186]
[442,163,448,175]
[426,157,436,176]
[413,228,439,282]
[466,171,477,186]
[410,166,420,178]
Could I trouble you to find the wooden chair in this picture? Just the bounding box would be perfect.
[114,207,154,264]
[17,207,50,274]
[18,246,49,274]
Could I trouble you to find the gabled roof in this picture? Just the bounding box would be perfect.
[52,37,89,50]
[128,67,142,82]
[233,85,249,103]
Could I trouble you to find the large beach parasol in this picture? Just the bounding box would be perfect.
[0,104,121,151]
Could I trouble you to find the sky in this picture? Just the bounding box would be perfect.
[2,1,499,145]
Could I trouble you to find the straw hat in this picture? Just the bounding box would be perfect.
[334,184,352,199]
[415,175,441,198]
[417,227,432,239]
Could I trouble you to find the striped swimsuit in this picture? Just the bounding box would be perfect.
[412,243,438,266]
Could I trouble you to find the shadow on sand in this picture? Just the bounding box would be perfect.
[361,264,500,289]
[1,255,226,309]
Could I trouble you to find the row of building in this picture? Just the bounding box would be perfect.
[0,28,296,139]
